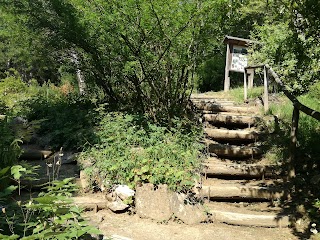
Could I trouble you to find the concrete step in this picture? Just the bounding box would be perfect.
[202,157,280,178]
[200,179,284,200]
[205,202,290,228]
[205,140,262,158]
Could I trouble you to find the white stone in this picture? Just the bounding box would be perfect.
[114,185,135,200]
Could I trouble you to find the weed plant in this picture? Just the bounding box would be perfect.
[0,166,100,239]
[78,113,204,192]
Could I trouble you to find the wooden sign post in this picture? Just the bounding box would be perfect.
[224,36,253,93]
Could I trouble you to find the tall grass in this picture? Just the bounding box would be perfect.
[204,86,264,104]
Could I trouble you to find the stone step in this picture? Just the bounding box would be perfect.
[203,113,261,127]
[204,128,260,142]
[200,179,284,200]
[202,158,280,178]
[194,102,258,114]
[205,202,290,228]
[205,140,262,158]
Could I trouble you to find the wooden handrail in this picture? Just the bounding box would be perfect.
[245,64,320,121]
[245,64,320,183]
[266,64,320,121]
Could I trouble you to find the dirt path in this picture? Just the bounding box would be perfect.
[84,209,298,240]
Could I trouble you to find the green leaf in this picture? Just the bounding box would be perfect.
[0,166,10,178]
[33,195,57,204]
[11,165,26,180]
[0,185,18,198]
[0,234,20,240]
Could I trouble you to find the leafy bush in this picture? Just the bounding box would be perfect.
[309,81,320,100]
[196,57,225,92]
[23,92,98,150]
[0,117,21,170]
[0,166,99,239]
[79,113,203,192]
[0,71,40,116]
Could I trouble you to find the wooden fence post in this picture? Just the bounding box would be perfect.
[224,43,231,92]
[288,106,299,180]
[244,69,248,101]
[263,66,269,112]
[247,68,254,89]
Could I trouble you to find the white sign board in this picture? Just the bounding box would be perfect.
[230,46,248,73]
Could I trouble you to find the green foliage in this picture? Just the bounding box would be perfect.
[23,90,98,149]
[196,57,225,92]
[79,113,203,192]
[0,167,100,239]
[309,81,320,100]
[1,0,244,124]
[0,5,60,84]
[0,70,42,117]
[245,0,320,94]
[0,117,22,170]
[267,92,320,160]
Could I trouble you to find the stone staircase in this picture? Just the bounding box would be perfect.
[191,93,290,228]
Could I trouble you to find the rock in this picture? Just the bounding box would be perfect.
[170,193,210,225]
[107,201,129,212]
[135,184,173,221]
[105,192,116,202]
[12,116,28,125]
[135,183,211,224]
[114,185,135,200]
[110,235,132,240]
[80,170,91,192]
[61,151,78,164]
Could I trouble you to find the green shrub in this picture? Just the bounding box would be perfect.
[0,166,100,239]
[0,71,40,115]
[0,117,21,170]
[79,113,203,192]
[309,81,320,100]
[23,92,98,150]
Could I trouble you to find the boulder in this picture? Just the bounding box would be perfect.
[135,184,172,221]
[170,193,210,225]
[135,183,210,224]
[79,170,91,193]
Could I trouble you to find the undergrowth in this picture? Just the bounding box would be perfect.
[78,113,204,192]
[0,166,100,239]
[260,84,320,234]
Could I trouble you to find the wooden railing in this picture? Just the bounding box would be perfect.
[244,64,320,180]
